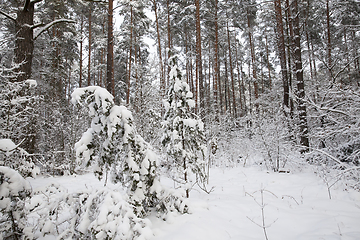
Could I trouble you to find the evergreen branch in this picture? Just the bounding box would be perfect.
[0,10,16,22]
[33,19,75,40]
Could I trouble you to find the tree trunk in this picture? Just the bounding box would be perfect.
[14,1,35,82]
[227,22,237,117]
[106,0,114,96]
[195,0,203,115]
[290,0,310,152]
[152,0,165,97]
[326,0,332,80]
[127,5,133,104]
[166,0,171,87]
[265,35,272,89]
[247,8,258,100]
[274,0,290,116]
[88,5,92,86]
[79,15,83,87]
[235,42,244,115]
[214,0,221,115]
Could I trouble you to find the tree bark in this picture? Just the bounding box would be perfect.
[152,0,165,97]
[14,1,36,82]
[265,35,272,89]
[290,0,310,152]
[195,0,203,115]
[274,0,290,116]
[166,0,171,87]
[106,0,114,96]
[79,15,83,87]
[127,5,133,104]
[246,8,258,101]
[227,22,237,117]
[326,0,332,79]
[214,0,221,115]
[88,5,92,86]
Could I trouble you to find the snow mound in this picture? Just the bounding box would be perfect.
[0,139,17,152]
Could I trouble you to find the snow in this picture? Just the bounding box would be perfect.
[0,139,17,152]
[151,167,360,240]
[26,164,360,239]
[25,79,37,88]
[0,166,32,210]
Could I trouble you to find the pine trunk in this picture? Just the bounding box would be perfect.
[14,0,35,82]
[153,0,165,97]
[88,5,92,86]
[195,0,203,114]
[274,0,290,115]
[127,5,133,104]
[106,0,114,96]
[79,16,83,87]
[227,22,237,117]
[290,0,310,152]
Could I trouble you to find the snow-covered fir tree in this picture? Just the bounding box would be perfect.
[162,53,207,198]
[72,86,188,217]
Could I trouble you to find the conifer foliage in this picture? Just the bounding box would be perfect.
[72,86,188,218]
[162,54,207,198]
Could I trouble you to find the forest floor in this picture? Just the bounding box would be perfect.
[28,164,360,240]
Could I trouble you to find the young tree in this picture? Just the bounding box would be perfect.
[72,86,188,217]
[162,53,207,198]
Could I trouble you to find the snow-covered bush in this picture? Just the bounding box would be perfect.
[162,54,207,197]
[78,189,152,239]
[26,183,77,239]
[0,139,40,178]
[0,166,32,239]
[72,86,188,218]
[27,183,154,239]
[0,77,40,177]
[0,78,38,154]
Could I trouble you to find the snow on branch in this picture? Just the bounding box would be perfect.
[33,19,75,40]
[0,10,16,22]
[306,96,354,118]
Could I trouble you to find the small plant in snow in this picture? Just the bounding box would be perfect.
[0,166,32,240]
[162,53,207,198]
[245,186,278,240]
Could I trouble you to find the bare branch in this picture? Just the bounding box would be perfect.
[0,10,16,22]
[34,19,75,40]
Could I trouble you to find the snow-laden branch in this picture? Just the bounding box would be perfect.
[306,95,354,118]
[0,10,16,22]
[33,19,75,40]
[30,0,44,4]
[310,147,344,166]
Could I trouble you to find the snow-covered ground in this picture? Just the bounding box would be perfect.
[28,166,360,240]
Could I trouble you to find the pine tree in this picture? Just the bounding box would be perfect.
[162,53,207,198]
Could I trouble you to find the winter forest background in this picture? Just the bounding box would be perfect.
[0,0,360,239]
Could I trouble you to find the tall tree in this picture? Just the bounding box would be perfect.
[290,0,310,152]
[106,0,114,96]
[274,0,290,116]
[195,0,204,114]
